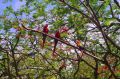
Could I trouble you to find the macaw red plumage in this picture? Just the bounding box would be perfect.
[53,31,60,56]
[42,24,49,48]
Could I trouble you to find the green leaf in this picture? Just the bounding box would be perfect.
[33,13,38,18]
[0,24,3,29]
[7,6,14,13]
[61,32,68,38]
[104,18,116,26]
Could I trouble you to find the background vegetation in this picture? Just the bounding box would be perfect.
[0,0,120,79]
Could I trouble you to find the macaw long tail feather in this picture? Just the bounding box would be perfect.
[53,39,58,54]
[42,34,47,48]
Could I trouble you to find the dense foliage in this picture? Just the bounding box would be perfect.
[0,0,120,79]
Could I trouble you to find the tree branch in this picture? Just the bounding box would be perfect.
[21,23,103,62]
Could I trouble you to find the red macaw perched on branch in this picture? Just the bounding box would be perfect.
[53,30,60,56]
[42,24,49,48]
